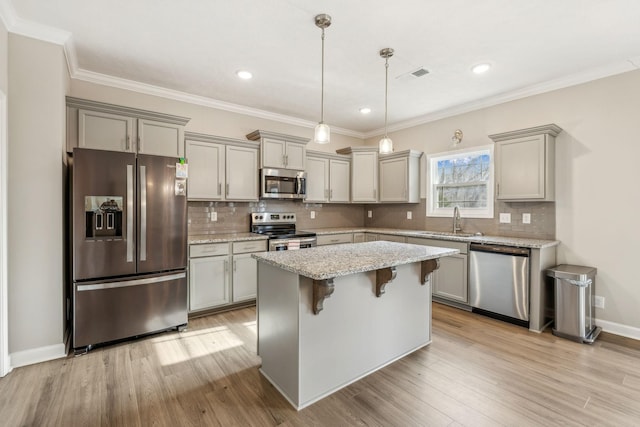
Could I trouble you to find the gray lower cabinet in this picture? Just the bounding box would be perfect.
[316,233,354,246]
[189,240,267,312]
[353,232,366,243]
[378,234,407,243]
[407,237,469,304]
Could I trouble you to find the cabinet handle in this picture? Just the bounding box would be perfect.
[218,183,222,196]
[125,135,130,151]
[374,189,377,199]
[137,136,141,152]
[497,183,500,196]
[233,260,237,272]
[226,183,230,196]
[224,260,228,273]
[330,189,333,199]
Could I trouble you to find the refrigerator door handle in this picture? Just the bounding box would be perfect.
[140,165,147,261]
[77,272,187,292]
[126,164,134,263]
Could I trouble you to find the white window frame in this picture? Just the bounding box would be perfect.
[426,144,494,219]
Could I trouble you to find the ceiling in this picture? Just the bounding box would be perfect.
[3,0,640,137]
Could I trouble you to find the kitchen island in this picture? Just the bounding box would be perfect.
[252,241,458,409]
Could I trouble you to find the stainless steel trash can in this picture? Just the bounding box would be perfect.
[546,264,601,343]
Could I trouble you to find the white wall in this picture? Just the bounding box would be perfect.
[7,34,68,364]
[366,70,640,332]
[0,17,7,93]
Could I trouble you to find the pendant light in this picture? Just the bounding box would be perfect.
[313,14,331,144]
[379,48,394,154]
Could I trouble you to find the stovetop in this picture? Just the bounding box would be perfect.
[250,212,316,240]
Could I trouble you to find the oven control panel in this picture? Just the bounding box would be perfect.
[251,212,296,224]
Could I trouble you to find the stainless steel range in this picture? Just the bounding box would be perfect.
[250,212,317,251]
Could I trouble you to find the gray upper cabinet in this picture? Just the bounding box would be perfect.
[379,149,422,203]
[490,124,562,201]
[336,147,378,203]
[305,150,350,203]
[184,132,259,202]
[246,130,308,170]
[67,97,190,157]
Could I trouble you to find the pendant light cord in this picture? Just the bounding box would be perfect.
[320,28,325,123]
[384,56,389,138]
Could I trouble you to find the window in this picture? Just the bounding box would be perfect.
[426,145,494,218]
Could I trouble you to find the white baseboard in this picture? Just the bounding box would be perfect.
[597,319,640,341]
[9,343,66,368]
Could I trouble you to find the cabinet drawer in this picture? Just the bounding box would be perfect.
[406,237,468,254]
[233,240,267,254]
[189,243,229,258]
[317,233,353,246]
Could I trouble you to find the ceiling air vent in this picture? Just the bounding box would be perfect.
[396,67,430,81]
[411,68,429,77]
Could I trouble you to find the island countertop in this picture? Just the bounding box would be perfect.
[252,241,458,280]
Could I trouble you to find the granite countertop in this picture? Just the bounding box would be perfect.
[301,227,559,249]
[252,241,459,280]
[189,233,268,244]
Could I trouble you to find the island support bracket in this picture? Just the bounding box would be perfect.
[312,278,335,315]
[421,259,440,284]
[376,267,397,297]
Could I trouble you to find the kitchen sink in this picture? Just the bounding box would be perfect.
[416,231,479,237]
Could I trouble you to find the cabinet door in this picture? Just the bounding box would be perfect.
[352,152,378,202]
[306,157,329,202]
[285,142,306,170]
[496,135,545,200]
[189,256,230,311]
[226,145,258,201]
[329,159,350,202]
[261,138,286,168]
[353,232,365,243]
[379,157,408,202]
[433,254,468,303]
[78,109,134,152]
[137,119,184,157]
[365,233,378,242]
[185,141,225,200]
[232,253,258,302]
[378,234,407,243]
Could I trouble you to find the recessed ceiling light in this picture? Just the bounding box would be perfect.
[236,70,253,80]
[359,107,372,114]
[472,63,491,74]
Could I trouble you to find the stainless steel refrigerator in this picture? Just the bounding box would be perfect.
[70,148,188,351]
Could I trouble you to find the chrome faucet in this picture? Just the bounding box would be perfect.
[453,206,462,234]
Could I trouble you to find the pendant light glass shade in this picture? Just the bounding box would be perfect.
[314,14,331,144]
[379,136,393,154]
[379,48,394,154]
[314,122,330,144]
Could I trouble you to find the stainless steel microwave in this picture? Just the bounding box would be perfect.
[261,168,306,199]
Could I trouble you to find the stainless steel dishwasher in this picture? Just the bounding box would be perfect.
[469,243,530,327]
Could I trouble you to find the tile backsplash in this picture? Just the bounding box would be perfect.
[189,199,555,240]
[188,201,365,235]
[365,199,555,240]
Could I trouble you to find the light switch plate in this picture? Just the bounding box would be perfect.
[522,213,531,224]
[407,211,412,220]
[210,211,217,221]
[499,213,511,223]
[368,210,372,218]
[594,295,605,309]
[310,211,316,219]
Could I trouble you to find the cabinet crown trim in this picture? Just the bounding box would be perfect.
[66,97,190,126]
[306,149,351,161]
[379,149,423,160]
[246,129,309,145]
[336,146,379,155]
[488,123,562,142]
[185,131,260,149]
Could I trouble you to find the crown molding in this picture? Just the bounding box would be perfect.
[364,58,640,139]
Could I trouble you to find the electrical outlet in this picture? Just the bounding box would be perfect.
[594,295,605,309]
[499,213,511,223]
[368,210,372,218]
[310,211,316,219]
[522,213,531,224]
[407,211,412,220]
[210,211,217,221]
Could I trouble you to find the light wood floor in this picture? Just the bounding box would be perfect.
[1,303,639,426]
